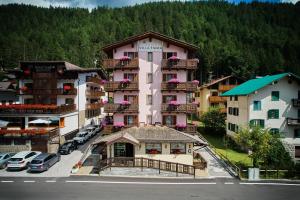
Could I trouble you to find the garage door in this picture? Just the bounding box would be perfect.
[31,139,48,152]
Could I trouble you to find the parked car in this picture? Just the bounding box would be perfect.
[73,131,89,144]
[94,124,102,133]
[28,153,60,172]
[59,140,78,155]
[7,151,41,170]
[86,127,97,138]
[0,153,15,169]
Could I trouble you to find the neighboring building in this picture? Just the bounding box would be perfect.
[93,125,206,166]
[0,81,18,104]
[195,75,242,117]
[0,61,106,153]
[102,31,199,134]
[221,73,300,161]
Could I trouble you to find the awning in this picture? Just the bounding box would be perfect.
[0,119,9,128]
[29,119,52,124]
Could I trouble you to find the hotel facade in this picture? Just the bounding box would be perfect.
[102,32,199,134]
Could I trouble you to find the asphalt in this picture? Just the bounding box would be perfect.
[0,176,299,200]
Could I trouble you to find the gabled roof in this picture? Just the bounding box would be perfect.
[221,73,299,96]
[200,75,232,89]
[102,31,198,53]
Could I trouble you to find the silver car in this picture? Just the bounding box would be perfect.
[0,153,15,169]
[28,153,60,172]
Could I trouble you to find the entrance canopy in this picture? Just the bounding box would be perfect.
[29,119,52,124]
[95,132,139,146]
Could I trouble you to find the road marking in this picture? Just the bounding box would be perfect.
[65,180,217,185]
[45,180,57,183]
[1,181,14,183]
[23,180,35,183]
[240,182,300,186]
[224,182,234,185]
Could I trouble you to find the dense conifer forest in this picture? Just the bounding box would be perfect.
[0,1,299,81]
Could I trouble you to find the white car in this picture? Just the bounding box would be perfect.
[86,127,96,138]
[7,151,41,170]
[73,131,89,144]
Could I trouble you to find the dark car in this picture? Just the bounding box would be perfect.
[59,140,78,155]
[28,153,60,172]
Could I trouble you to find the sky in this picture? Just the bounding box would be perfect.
[0,0,298,10]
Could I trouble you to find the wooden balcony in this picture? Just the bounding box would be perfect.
[292,99,300,107]
[287,118,300,126]
[102,58,139,70]
[19,88,77,95]
[208,96,227,103]
[104,104,139,113]
[85,90,105,98]
[161,59,198,70]
[0,104,76,114]
[0,128,59,138]
[104,82,139,92]
[220,108,227,113]
[86,103,103,110]
[218,85,236,92]
[161,104,197,113]
[86,77,102,85]
[161,82,197,92]
[103,123,139,134]
[164,124,197,134]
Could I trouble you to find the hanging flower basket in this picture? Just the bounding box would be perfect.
[20,86,28,91]
[168,56,180,61]
[120,56,131,61]
[192,80,199,85]
[63,85,71,90]
[114,122,125,128]
[169,100,179,106]
[167,78,180,84]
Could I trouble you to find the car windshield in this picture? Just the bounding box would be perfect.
[31,160,43,164]
[77,132,86,137]
[10,158,23,162]
[62,143,72,148]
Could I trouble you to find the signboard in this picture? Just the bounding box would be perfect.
[138,42,162,52]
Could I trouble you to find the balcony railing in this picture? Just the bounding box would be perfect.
[103,123,139,134]
[86,103,103,110]
[287,118,300,126]
[104,104,139,113]
[218,85,236,92]
[86,77,103,85]
[292,99,300,107]
[0,104,76,114]
[161,82,197,92]
[164,124,197,134]
[103,58,139,70]
[85,90,105,98]
[19,88,77,95]
[220,108,227,113]
[161,104,197,113]
[104,82,139,92]
[161,59,198,70]
[0,128,59,138]
[208,96,227,103]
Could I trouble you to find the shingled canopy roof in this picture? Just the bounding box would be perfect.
[102,31,198,54]
[93,125,207,145]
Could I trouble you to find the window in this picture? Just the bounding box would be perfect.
[295,146,300,158]
[124,52,138,59]
[114,143,126,157]
[162,95,176,103]
[271,91,280,101]
[124,73,136,81]
[233,108,239,116]
[228,107,233,115]
[268,109,279,119]
[147,73,153,83]
[162,52,177,59]
[253,101,261,111]
[147,52,153,62]
[234,96,238,101]
[270,128,280,135]
[250,119,265,128]
[124,115,136,125]
[65,98,74,105]
[163,115,176,126]
[163,74,177,82]
[170,143,186,154]
[230,96,233,101]
[147,95,152,105]
[146,143,162,154]
[146,115,152,124]
[59,118,65,128]
[294,129,300,138]
[0,138,12,145]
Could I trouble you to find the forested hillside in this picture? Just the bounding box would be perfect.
[0,1,299,81]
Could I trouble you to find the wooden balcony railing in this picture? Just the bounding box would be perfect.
[0,128,59,138]
[85,90,105,98]
[86,77,102,85]
[161,104,197,113]
[0,104,76,114]
[103,58,139,70]
[292,99,300,107]
[86,103,103,110]
[164,124,197,134]
[103,123,139,134]
[287,118,300,126]
[104,82,139,92]
[104,104,139,113]
[161,82,197,92]
[218,85,236,92]
[208,96,227,103]
[220,108,227,113]
[161,59,198,70]
[19,88,77,95]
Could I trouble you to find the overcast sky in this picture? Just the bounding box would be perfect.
[0,0,298,10]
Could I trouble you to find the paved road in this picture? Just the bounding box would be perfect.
[0,176,299,200]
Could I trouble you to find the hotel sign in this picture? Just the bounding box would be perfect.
[138,42,162,52]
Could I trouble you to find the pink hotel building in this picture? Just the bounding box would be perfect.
[102,32,199,134]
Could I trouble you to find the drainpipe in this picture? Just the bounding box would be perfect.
[77,78,80,131]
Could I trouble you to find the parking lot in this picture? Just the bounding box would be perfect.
[0,132,101,177]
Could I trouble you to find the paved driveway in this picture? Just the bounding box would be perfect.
[0,133,101,177]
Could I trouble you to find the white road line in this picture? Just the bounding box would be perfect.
[1,181,14,183]
[224,182,234,185]
[23,180,35,183]
[65,181,217,185]
[45,180,57,183]
[240,182,300,186]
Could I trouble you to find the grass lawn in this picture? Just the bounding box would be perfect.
[200,131,252,168]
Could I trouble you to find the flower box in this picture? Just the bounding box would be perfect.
[168,56,180,61]
[192,80,199,85]
[121,79,131,83]
[167,78,180,84]
[120,100,131,105]
[169,101,179,106]
[120,56,131,61]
